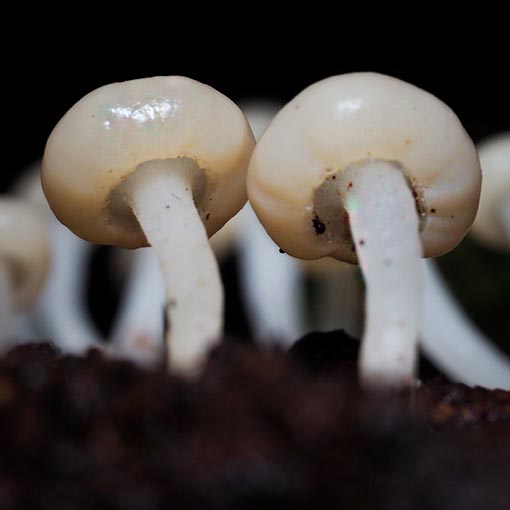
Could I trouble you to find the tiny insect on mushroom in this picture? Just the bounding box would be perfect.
[470,133,510,251]
[247,72,481,389]
[42,76,255,375]
[0,198,50,350]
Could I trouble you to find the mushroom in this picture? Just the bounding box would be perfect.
[14,163,103,353]
[471,133,510,250]
[0,198,50,350]
[238,101,305,346]
[240,101,363,342]
[109,247,166,365]
[109,206,247,366]
[247,72,481,388]
[42,76,255,374]
[110,100,303,360]
[420,259,510,389]
[419,133,510,389]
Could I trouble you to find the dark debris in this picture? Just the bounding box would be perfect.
[0,341,508,509]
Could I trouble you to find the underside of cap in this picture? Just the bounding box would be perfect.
[42,76,255,248]
[248,72,481,263]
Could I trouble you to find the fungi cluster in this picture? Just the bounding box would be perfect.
[1,73,508,391]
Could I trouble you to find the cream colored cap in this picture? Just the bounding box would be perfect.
[0,198,50,308]
[42,76,255,248]
[471,133,509,250]
[247,72,481,263]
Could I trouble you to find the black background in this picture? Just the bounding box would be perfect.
[3,36,509,189]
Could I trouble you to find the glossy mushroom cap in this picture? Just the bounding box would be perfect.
[247,72,481,263]
[0,199,50,308]
[43,76,255,248]
[471,133,510,250]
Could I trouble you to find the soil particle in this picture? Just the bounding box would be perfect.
[312,216,326,235]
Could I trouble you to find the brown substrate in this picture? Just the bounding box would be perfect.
[0,335,509,509]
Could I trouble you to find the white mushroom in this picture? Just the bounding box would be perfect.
[248,73,481,389]
[238,101,305,346]
[0,198,50,350]
[14,164,102,353]
[109,208,246,366]
[471,133,510,250]
[111,100,304,358]
[420,259,510,389]
[419,133,510,389]
[43,76,255,374]
[241,101,363,342]
[108,247,166,365]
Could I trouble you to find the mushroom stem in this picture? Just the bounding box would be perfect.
[339,160,422,388]
[126,161,223,375]
[32,223,102,353]
[421,259,510,389]
[110,248,165,365]
[499,199,510,245]
[0,260,13,347]
[238,205,305,346]
[313,263,363,337]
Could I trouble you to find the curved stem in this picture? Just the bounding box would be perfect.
[499,198,510,247]
[14,166,103,353]
[239,103,305,346]
[127,161,223,375]
[31,220,103,353]
[340,160,422,388]
[238,205,305,346]
[0,261,13,351]
[421,259,510,389]
[110,248,165,365]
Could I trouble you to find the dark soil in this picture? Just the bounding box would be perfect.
[0,333,509,509]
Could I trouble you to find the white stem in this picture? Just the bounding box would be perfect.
[32,220,103,353]
[127,160,223,375]
[340,160,422,388]
[421,259,510,389]
[110,248,165,366]
[499,198,510,246]
[0,261,13,350]
[239,205,305,347]
[314,264,364,337]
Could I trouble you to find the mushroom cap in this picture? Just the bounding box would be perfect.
[247,72,481,263]
[470,133,510,250]
[42,76,255,248]
[0,198,50,309]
